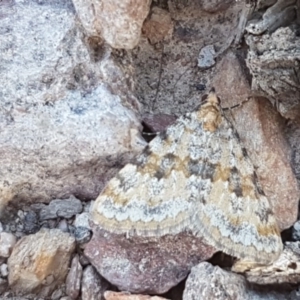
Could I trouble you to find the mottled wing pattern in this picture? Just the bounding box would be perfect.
[190,113,282,263]
[92,111,204,236]
[92,90,282,264]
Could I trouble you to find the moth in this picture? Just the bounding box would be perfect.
[91,88,283,264]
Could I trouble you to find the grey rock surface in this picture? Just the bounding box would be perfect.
[39,196,83,220]
[183,262,289,300]
[246,27,300,121]
[0,0,145,212]
[81,265,110,300]
[66,255,82,300]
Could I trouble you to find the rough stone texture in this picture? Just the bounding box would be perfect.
[39,196,83,220]
[292,220,300,241]
[233,242,300,285]
[246,27,300,121]
[0,0,145,212]
[84,226,216,294]
[142,114,177,134]
[81,265,110,300]
[72,0,151,49]
[198,45,216,69]
[183,262,289,300]
[199,0,235,13]
[212,51,299,230]
[66,255,82,300]
[0,232,17,258]
[74,212,91,230]
[8,229,75,297]
[104,291,168,300]
[142,7,174,44]
[132,1,245,115]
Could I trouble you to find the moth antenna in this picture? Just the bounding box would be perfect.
[223,96,251,111]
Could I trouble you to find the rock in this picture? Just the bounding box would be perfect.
[292,220,300,241]
[85,226,216,294]
[74,212,91,230]
[104,291,168,300]
[23,211,39,234]
[39,196,83,220]
[8,229,75,297]
[0,232,17,258]
[66,255,82,300]
[183,262,289,300]
[200,0,234,13]
[142,7,173,44]
[233,242,300,285]
[0,0,145,212]
[51,288,64,300]
[74,226,91,244]
[0,263,8,277]
[57,219,69,233]
[198,45,216,69]
[142,114,177,134]
[0,278,8,295]
[183,262,248,300]
[245,27,300,122]
[72,0,151,49]
[81,265,110,300]
[212,51,299,230]
[79,254,90,267]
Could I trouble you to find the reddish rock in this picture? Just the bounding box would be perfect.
[142,7,173,44]
[73,0,151,49]
[66,255,82,300]
[142,113,177,133]
[212,51,299,230]
[84,226,216,294]
[81,265,110,300]
[104,291,168,300]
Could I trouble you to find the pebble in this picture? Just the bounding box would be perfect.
[39,196,83,220]
[0,263,8,277]
[23,210,39,234]
[292,220,300,240]
[0,232,17,258]
[74,226,91,244]
[197,45,216,69]
[73,212,91,230]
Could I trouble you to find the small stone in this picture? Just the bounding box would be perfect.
[197,45,216,69]
[81,265,110,300]
[66,255,82,300]
[74,227,91,244]
[51,288,63,300]
[0,264,8,277]
[17,210,24,220]
[74,212,91,230]
[39,196,83,220]
[8,229,75,296]
[292,220,300,241]
[0,222,3,233]
[23,210,39,234]
[79,254,90,267]
[57,219,69,233]
[104,291,168,300]
[0,232,17,258]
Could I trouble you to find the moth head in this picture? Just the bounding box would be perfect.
[201,88,221,107]
[198,87,222,132]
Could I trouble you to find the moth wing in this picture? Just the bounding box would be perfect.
[92,112,201,236]
[192,115,282,264]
